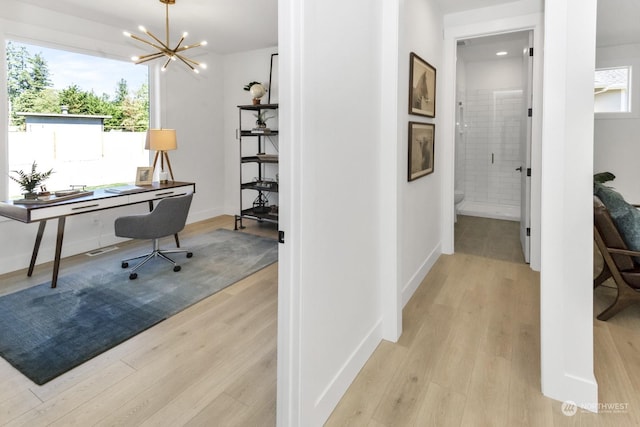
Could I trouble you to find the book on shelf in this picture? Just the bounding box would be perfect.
[251,128,272,134]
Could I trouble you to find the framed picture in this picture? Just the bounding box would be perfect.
[408,122,435,181]
[135,166,154,185]
[409,52,436,117]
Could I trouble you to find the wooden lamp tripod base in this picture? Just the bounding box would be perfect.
[152,150,175,183]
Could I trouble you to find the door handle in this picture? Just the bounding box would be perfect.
[515,166,523,172]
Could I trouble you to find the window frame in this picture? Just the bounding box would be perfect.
[1,34,159,202]
[595,64,636,120]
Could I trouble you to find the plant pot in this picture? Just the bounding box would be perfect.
[252,98,261,105]
[23,192,38,200]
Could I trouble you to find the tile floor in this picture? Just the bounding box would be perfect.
[455,215,525,263]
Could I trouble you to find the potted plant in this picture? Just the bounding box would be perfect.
[9,161,54,199]
[244,81,267,105]
[254,111,275,129]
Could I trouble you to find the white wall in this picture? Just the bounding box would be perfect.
[594,44,640,202]
[398,0,444,306]
[540,0,598,410]
[277,0,445,423]
[278,0,387,422]
[0,1,225,276]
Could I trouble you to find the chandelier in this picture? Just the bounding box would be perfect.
[124,0,207,73]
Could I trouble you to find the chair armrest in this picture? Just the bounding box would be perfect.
[607,247,640,257]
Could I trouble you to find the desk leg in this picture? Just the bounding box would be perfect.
[28,220,47,277]
[51,217,66,289]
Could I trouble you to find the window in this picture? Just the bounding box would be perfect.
[594,66,631,113]
[6,40,149,198]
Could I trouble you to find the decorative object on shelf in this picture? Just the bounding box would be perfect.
[135,166,154,185]
[252,193,271,214]
[244,81,267,104]
[9,161,54,199]
[408,121,435,181]
[409,52,436,118]
[254,111,275,130]
[146,129,177,182]
[123,0,207,73]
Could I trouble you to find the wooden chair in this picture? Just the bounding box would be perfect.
[593,195,640,320]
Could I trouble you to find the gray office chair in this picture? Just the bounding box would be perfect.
[115,193,193,280]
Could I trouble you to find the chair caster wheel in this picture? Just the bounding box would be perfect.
[121,262,129,268]
[186,252,193,258]
[129,273,138,280]
[173,265,181,272]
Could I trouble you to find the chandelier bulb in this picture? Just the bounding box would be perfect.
[201,41,208,46]
[138,25,147,33]
[182,32,188,38]
[132,56,140,61]
[123,31,132,37]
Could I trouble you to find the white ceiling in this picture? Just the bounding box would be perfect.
[17,0,278,54]
[13,0,640,55]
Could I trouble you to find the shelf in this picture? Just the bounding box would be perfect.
[242,182,279,192]
[241,154,279,164]
[240,130,279,136]
[239,208,279,223]
[237,103,279,111]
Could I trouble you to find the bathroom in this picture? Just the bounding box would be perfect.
[454,31,532,262]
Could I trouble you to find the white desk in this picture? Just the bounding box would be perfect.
[0,181,195,288]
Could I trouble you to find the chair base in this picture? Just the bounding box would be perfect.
[121,239,193,280]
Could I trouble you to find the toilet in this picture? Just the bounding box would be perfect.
[454,190,465,222]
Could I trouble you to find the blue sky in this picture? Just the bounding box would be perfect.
[13,41,148,98]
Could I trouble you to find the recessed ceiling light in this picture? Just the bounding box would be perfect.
[496,51,508,56]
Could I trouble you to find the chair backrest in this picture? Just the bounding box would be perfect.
[594,195,635,271]
[115,193,193,240]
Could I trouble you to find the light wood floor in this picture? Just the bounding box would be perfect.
[327,216,640,426]
[2,215,639,426]
[0,215,279,426]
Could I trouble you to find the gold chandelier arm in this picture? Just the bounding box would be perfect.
[127,33,168,53]
[176,54,201,67]
[174,54,197,71]
[135,52,167,64]
[175,42,205,53]
[172,35,186,52]
[162,56,173,70]
[142,29,171,51]
[165,1,170,47]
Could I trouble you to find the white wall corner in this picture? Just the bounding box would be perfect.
[540,0,598,411]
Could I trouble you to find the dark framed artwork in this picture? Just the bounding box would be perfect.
[408,122,435,181]
[409,52,436,117]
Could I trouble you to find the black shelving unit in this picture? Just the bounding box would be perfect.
[235,103,279,230]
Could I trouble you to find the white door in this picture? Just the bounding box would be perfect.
[519,31,534,263]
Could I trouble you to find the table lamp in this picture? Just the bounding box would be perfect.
[146,129,177,183]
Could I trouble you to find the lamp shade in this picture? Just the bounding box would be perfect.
[146,129,177,151]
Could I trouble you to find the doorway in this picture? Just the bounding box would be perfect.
[453,31,533,263]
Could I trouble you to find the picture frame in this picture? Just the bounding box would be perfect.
[409,52,436,117]
[135,166,154,185]
[408,122,435,181]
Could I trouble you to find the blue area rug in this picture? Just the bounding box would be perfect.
[0,229,278,385]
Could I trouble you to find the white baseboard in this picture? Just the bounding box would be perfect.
[312,319,383,424]
[402,243,442,308]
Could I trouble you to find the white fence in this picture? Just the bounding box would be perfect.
[8,131,148,198]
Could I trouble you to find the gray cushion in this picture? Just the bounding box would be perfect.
[594,183,640,252]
